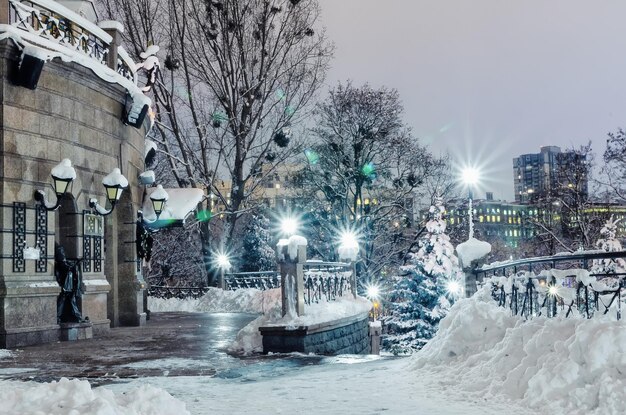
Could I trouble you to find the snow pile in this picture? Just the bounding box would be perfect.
[413,286,626,414]
[0,377,189,415]
[148,287,281,314]
[456,237,491,267]
[230,296,371,355]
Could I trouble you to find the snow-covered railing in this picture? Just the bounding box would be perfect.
[490,270,624,320]
[6,0,135,82]
[303,261,353,305]
[147,285,208,300]
[474,250,626,279]
[224,271,280,291]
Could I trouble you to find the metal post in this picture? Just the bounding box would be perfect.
[369,321,381,355]
[219,268,225,290]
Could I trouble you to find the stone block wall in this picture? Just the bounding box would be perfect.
[260,313,370,355]
[0,38,148,347]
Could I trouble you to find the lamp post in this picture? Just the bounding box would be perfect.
[34,159,76,211]
[461,167,480,239]
[280,216,299,237]
[215,252,232,290]
[338,230,359,298]
[89,168,129,216]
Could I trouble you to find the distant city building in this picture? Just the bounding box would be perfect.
[513,146,588,204]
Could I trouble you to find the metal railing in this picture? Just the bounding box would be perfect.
[147,285,208,299]
[491,272,623,320]
[7,0,136,83]
[224,271,280,291]
[303,261,353,305]
[477,250,626,320]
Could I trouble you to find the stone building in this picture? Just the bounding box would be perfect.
[0,0,161,347]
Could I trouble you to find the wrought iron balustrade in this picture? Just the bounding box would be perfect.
[477,250,626,320]
[147,285,209,300]
[7,0,136,82]
[303,261,353,305]
[224,271,280,291]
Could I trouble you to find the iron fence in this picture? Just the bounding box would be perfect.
[479,250,626,320]
[224,271,280,291]
[147,285,208,300]
[303,261,353,305]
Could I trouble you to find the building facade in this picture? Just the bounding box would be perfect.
[0,0,155,347]
[513,145,588,204]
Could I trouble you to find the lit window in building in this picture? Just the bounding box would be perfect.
[513,230,518,237]
[508,217,512,224]
[275,183,281,189]
[479,216,484,222]
[497,216,501,222]
[487,216,491,222]
[450,218,455,224]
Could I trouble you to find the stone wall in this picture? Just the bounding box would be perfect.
[259,313,370,355]
[0,38,148,347]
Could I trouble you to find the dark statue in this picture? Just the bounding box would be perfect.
[54,243,83,324]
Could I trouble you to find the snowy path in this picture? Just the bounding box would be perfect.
[106,356,537,415]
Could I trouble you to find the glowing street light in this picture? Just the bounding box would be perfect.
[214,251,232,290]
[446,280,463,298]
[215,253,232,270]
[460,165,481,239]
[280,217,299,236]
[366,284,380,300]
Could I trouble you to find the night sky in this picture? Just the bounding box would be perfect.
[318,0,626,201]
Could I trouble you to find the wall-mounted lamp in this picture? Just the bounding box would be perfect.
[18,45,46,90]
[149,185,169,219]
[34,158,76,211]
[89,168,128,216]
[123,93,150,128]
[141,184,169,225]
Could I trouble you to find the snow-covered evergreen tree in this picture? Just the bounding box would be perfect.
[591,216,626,287]
[240,212,276,272]
[384,198,462,354]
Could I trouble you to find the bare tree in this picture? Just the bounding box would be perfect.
[295,82,448,281]
[99,0,333,282]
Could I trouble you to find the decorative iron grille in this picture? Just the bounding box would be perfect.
[12,202,26,272]
[35,204,47,273]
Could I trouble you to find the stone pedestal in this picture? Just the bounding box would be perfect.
[59,321,93,341]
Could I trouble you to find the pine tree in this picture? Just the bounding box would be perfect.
[241,212,276,272]
[591,216,626,288]
[384,198,462,354]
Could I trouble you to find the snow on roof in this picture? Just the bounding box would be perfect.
[50,158,76,180]
[456,237,491,267]
[143,187,204,221]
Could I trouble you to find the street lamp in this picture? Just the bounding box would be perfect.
[89,168,128,216]
[148,185,169,219]
[34,159,76,211]
[338,229,359,298]
[214,251,232,289]
[461,166,481,239]
[280,216,299,236]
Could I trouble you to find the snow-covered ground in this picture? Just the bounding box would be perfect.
[148,287,281,314]
[1,286,624,414]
